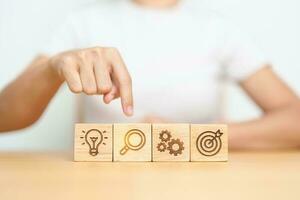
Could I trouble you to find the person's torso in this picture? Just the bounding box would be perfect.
[74,0,227,123]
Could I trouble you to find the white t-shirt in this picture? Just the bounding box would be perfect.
[43,0,267,123]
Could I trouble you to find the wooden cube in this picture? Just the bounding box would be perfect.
[74,123,113,161]
[191,124,228,162]
[152,123,190,162]
[113,123,151,162]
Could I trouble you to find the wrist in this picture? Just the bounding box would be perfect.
[40,55,64,85]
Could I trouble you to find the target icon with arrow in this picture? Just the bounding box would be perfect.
[196,129,223,157]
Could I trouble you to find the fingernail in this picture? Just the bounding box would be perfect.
[126,106,133,116]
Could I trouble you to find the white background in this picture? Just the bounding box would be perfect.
[0,0,299,151]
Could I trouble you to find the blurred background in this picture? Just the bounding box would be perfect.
[0,0,299,151]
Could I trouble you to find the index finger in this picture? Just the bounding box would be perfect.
[108,49,133,116]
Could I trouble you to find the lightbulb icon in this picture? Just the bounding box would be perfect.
[80,129,108,156]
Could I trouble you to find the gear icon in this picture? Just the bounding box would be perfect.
[157,142,167,152]
[159,130,172,142]
[167,139,184,156]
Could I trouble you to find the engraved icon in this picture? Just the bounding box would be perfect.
[157,130,184,156]
[196,129,223,156]
[120,129,146,155]
[81,129,108,156]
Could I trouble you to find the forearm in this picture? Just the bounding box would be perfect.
[229,102,300,150]
[0,56,63,132]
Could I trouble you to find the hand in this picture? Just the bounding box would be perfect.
[49,47,133,116]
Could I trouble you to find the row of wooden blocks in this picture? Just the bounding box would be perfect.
[74,123,228,162]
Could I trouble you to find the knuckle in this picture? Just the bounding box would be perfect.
[107,47,118,52]
[76,51,86,60]
[90,46,102,54]
[60,65,75,76]
[94,46,103,51]
[56,56,77,72]
[70,51,82,63]
[60,55,74,66]
[105,47,119,56]
[89,47,107,63]
[89,49,99,59]
[78,60,92,70]
[92,46,104,56]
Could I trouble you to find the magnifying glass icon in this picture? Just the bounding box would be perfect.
[120,129,146,155]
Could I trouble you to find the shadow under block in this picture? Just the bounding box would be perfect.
[152,123,190,162]
[113,123,152,161]
[74,123,113,161]
[190,124,228,162]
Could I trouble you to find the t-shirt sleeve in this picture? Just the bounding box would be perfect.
[40,15,82,56]
[219,19,269,81]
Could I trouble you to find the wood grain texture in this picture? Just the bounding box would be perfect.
[74,123,113,161]
[1,151,300,200]
[191,124,228,162]
[152,123,190,161]
[113,123,151,161]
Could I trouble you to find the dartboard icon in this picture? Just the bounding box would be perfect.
[196,129,223,156]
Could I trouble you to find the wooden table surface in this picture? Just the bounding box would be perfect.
[0,151,299,200]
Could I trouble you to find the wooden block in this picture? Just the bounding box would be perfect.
[152,123,190,162]
[191,124,228,162]
[113,123,151,162]
[74,123,113,161]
